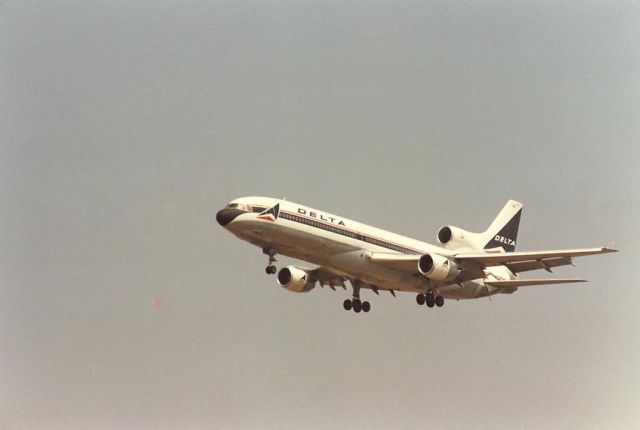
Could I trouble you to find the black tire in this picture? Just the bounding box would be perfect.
[435,295,444,307]
[343,299,352,311]
[265,266,272,274]
[416,294,425,305]
[352,300,362,313]
[426,295,435,308]
[362,301,371,313]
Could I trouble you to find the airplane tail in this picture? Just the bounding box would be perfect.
[480,200,523,252]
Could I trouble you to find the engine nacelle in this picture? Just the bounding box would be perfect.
[418,253,461,281]
[276,266,315,293]
[437,225,480,250]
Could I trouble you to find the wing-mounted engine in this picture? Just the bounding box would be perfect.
[276,266,316,293]
[418,253,461,281]
[437,226,484,251]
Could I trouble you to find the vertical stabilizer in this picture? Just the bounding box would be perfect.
[481,200,523,252]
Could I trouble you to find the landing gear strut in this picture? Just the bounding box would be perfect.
[343,280,371,313]
[416,290,445,309]
[263,248,277,275]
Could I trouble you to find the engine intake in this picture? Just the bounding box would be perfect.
[437,225,480,250]
[437,226,453,244]
[276,266,315,293]
[418,253,461,281]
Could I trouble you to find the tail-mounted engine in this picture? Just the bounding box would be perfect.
[437,226,482,250]
[276,266,315,293]
[418,253,461,281]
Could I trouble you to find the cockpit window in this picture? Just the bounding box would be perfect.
[226,202,252,211]
[252,206,266,213]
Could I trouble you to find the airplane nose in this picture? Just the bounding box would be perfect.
[216,208,245,226]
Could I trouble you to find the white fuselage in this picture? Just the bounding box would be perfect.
[220,196,515,299]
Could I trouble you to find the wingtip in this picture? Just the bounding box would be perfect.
[601,247,619,253]
[507,199,523,209]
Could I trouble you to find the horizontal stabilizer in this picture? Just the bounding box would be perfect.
[485,279,587,288]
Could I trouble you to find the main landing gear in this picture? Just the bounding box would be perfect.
[263,248,277,275]
[416,290,444,309]
[343,298,371,313]
[343,280,371,313]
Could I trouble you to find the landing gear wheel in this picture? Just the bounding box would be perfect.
[435,295,444,307]
[352,299,362,313]
[343,299,352,311]
[362,301,371,313]
[425,294,435,308]
[265,265,277,275]
[416,294,425,305]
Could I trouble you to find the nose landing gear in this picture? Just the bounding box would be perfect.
[263,248,277,275]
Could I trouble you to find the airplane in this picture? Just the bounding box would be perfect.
[216,196,617,313]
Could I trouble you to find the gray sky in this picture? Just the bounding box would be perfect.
[1,1,639,429]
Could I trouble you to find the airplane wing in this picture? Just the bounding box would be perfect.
[484,279,586,288]
[308,266,348,290]
[368,247,617,275]
[502,257,573,273]
[454,247,617,272]
[308,266,397,294]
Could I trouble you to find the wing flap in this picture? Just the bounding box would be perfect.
[456,247,617,265]
[505,256,573,273]
[308,265,402,293]
[309,266,348,286]
[485,279,586,288]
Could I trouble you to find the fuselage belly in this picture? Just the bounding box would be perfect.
[225,201,491,300]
